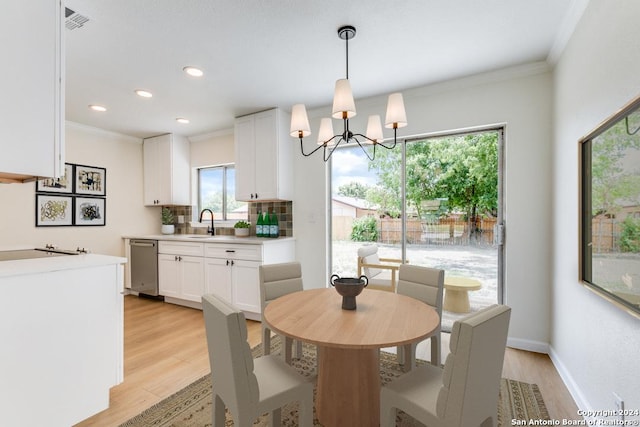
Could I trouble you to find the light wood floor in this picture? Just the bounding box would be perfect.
[76,295,579,426]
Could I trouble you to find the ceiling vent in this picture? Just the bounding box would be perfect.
[65,7,89,30]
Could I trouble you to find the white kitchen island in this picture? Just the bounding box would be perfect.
[0,254,126,427]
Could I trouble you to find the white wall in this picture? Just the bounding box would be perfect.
[0,122,158,256]
[552,0,640,415]
[189,130,235,168]
[294,63,554,347]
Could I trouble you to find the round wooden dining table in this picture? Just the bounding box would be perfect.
[263,287,439,427]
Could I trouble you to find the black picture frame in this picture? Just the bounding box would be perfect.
[74,196,106,226]
[36,163,74,194]
[35,194,74,226]
[74,164,106,196]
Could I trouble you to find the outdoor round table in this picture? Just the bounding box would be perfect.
[443,276,482,313]
[263,288,439,427]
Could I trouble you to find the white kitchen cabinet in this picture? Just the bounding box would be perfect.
[158,242,204,303]
[204,239,295,320]
[0,0,64,182]
[232,259,262,313]
[234,108,293,201]
[203,257,232,304]
[151,237,295,316]
[204,256,261,316]
[143,133,190,206]
[0,257,125,426]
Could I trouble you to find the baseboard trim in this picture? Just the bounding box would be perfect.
[506,337,550,353]
[548,345,591,416]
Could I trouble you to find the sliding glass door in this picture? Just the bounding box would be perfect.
[330,127,504,330]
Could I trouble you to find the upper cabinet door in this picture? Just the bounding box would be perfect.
[0,0,65,180]
[143,134,190,206]
[234,115,256,201]
[234,108,293,202]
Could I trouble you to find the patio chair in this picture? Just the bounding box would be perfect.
[357,244,403,292]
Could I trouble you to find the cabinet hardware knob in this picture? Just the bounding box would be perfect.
[225,250,235,253]
[231,260,235,266]
[226,260,230,266]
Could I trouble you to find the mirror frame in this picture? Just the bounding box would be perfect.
[579,95,640,318]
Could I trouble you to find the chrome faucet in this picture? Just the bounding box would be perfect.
[198,209,215,236]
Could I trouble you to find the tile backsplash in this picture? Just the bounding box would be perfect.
[162,201,293,237]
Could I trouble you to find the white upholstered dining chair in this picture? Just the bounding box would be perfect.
[396,264,444,370]
[380,304,511,427]
[202,293,313,427]
[357,244,403,292]
[259,262,304,363]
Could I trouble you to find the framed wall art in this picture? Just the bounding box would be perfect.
[74,164,106,196]
[36,163,74,193]
[74,197,106,226]
[35,194,74,226]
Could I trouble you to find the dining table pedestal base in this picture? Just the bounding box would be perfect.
[316,346,380,427]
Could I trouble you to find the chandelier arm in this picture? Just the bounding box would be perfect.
[350,132,396,149]
[626,116,640,135]
[298,137,326,157]
[370,127,400,149]
[323,136,345,161]
[351,135,376,161]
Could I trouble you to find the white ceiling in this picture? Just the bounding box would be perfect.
[64,0,583,140]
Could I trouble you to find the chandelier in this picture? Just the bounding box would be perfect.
[289,25,408,161]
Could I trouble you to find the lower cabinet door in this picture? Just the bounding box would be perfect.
[232,260,261,314]
[204,258,233,304]
[158,254,180,298]
[179,256,205,302]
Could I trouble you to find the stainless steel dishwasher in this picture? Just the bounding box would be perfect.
[129,239,159,296]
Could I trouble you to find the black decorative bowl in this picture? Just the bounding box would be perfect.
[330,274,368,310]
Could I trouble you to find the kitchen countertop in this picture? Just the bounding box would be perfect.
[123,234,295,245]
[0,253,127,278]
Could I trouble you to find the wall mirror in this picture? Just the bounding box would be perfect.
[580,96,640,316]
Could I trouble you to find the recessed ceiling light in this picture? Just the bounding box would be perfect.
[183,66,203,77]
[135,89,153,98]
[176,117,190,124]
[89,104,107,112]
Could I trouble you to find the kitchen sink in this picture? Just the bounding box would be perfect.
[186,235,211,239]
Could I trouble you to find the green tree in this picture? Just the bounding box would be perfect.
[368,132,499,239]
[337,182,371,199]
[591,119,640,218]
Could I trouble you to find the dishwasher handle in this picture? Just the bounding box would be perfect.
[130,240,157,248]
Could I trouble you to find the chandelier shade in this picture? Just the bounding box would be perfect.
[291,25,407,161]
[290,104,311,138]
[366,115,384,143]
[385,93,408,129]
[332,79,357,119]
[317,118,335,145]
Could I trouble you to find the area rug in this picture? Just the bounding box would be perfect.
[120,339,549,426]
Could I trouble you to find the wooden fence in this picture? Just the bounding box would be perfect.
[333,216,497,246]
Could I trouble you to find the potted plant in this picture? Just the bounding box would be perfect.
[234,220,250,237]
[161,207,175,234]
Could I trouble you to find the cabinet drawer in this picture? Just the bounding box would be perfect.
[159,241,204,256]
[204,243,262,261]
